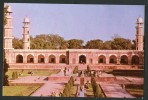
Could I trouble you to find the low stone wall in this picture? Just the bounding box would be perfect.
[48,76,70,82]
[75,77,116,82]
[9,64,70,69]
[9,83,44,86]
[9,64,143,70]
[47,76,116,83]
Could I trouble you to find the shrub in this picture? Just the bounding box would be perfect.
[12,71,18,80]
[63,87,70,97]
[73,66,78,74]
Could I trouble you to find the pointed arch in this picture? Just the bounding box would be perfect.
[59,55,66,63]
[109,55,117,64]
[79,55,86,64]
[49,55,56,63]
[16,54,23,63]
[38,54,45,63]
[132,55,139,65]
[27,54,34,63]
[120,55,128,65]
[98,55,106,64]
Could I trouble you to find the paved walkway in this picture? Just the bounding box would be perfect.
[31,68,73,97]
[31,82,64,97]
[100,83,135,98]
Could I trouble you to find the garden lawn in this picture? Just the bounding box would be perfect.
[7,69,60,79]
[3,85,41,96]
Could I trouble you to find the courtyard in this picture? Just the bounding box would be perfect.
[3,64,144,98]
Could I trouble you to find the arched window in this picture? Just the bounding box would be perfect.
[109,55,117,64]
[98,55,106,64]
[49,55,56,63]
[16,54,23,63]
[120,55,128,65]
[27,54,34,63]
[79,55,86,64]
[38,55,45,63]
[132,55,139,65]
[59,55,66,63]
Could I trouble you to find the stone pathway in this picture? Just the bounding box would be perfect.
[30,68,73,96]
[100,83,135,98]
[31,82,64,97]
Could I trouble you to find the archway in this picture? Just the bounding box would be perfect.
[98,55,106,64]
[59,55,66,63]
[132,55,139,65]
[49,55,56,63]
[109,55,117,64]
[16,54,23,63]
[38,55,45,63]
[27,54,34,63]
[120,55,128,65]
[79,55,86,64]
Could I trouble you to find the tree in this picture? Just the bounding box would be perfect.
[30,34,68,49]
[111,37,132,50]
[68,39,84,49]
[12,37,23,49]
[73,66,79,74]
[3,57,9,86]
[103,40,112,50]
[85,39,103,49]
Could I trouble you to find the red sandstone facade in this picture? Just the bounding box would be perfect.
[4,5,144,66]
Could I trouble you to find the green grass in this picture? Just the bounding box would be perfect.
[85,83,94,97]
[6,69,60,79]
[70,85,77,97]
[3,85,41,96]
[126,89,144,98]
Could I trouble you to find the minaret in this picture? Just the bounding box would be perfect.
[4,5,14,50]
[136,17,144,51]
[23,17,30,50]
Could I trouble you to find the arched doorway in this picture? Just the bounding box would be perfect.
[109,55,117,64]
[38,55,45,63]
[79,55,86,64]
[120,55,128,65]
[27,54,34,63]
[49,55,56,63]
[132,55,139,65]
[98,55,106,64]
[16,54,23,63]
[59,55,66,63]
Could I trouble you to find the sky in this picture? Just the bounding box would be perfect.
[6,3,145,43]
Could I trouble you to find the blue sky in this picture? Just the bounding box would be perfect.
[7,3,144,43]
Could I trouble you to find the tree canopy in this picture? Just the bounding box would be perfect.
[68,39,84,49]
[12,33,136,50]
[111,38,132,50]
[86,39,103,49]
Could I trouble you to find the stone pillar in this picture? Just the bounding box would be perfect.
[106,54,109,64]
[56,54,59,64]
[117,55,120,65]
[34,54,38,63]
[45,54,48,63]
[23,53,27,63]
[128,57,132,65]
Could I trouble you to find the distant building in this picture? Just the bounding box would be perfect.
[4,5,144,67]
